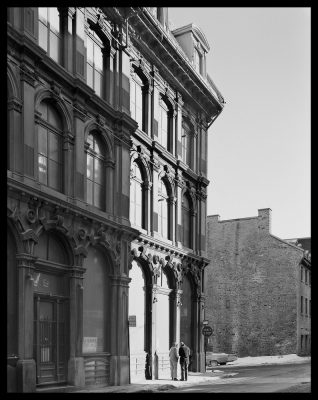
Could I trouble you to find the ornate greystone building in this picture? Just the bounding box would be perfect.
[7,7,224,392]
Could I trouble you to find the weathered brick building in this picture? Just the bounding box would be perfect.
[7,7,224,392]
[205,208,311,357]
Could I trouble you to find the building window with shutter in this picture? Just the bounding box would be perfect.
[86,132,106,210]
[130,161,144,228]
[37,100,63,192]
[38,7,62,64]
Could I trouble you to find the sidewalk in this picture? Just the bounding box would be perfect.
[71,354,311,393]
[73,371,225,393]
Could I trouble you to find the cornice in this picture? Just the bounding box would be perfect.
[128,10,224,117]
[7,177,139,241]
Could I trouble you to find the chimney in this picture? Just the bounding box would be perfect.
[258,208,272,233]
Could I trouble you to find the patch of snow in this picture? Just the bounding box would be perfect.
[228,354,310,367]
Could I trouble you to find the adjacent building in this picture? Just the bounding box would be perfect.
[7,7,224,392]
[205,209,311,357]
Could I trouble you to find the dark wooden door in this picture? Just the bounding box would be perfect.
[34,296,68,385]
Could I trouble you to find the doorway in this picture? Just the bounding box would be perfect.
[34,296,69,385]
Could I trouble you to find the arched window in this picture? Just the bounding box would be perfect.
[86,132,106,210]
[130,72,145,131]
[38,100,63,192]
[181,121,192,168]
[38,7,61,64]
[86,27,104,97]
[158,179,169,239]
[182,193,191,248]
[35,230,68,264]
[130,161,144,228]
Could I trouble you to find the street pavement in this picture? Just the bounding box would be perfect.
[71,355,310,393]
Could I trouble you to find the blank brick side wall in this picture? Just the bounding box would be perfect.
[205,215,303,357]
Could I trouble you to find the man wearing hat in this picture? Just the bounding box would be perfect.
[179,341,191,381]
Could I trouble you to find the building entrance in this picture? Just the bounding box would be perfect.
[33,296,69,385]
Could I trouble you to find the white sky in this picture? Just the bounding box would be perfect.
[168,7,311,239]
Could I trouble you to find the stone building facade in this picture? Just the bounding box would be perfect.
[205,209,311,357]
[7,7,224,392]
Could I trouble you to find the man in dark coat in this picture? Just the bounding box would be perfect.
[178,342,191,381]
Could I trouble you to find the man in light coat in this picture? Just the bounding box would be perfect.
[169,342,179,381]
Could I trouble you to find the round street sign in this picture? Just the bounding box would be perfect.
[202,326,213,336]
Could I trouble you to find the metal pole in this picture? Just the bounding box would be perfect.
[204,336,207,372]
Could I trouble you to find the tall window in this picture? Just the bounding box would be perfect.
[181,123,192,167]
[158,179,169,239]
[38,100,63,192]
[130,73,144,131]
[86,28,104,97]
[130,161,144,228]
[182,194,191,248]
[158,99,171,150]
[38,7,61,64]
[86,133,106,210]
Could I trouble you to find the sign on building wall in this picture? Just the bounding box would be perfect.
[128,315,137,327]
[83,337,98,353]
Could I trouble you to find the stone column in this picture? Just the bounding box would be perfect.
[109,275,131,386]
[145,86,153,136]
[151,157,160,236]
[175,93,183,160]
[67,265,85,387]
[73,104,87,203]
[144,180,152,234]
[105,47,116,106]
[16,253,37,392]
[168,196,177,244]
[175,172,184,247]
[63,132,75,198]
[7,96,23,174]
[151,285,158,380]
[20,64,36,179]
[105,160,115,214]
[191,210,197,252]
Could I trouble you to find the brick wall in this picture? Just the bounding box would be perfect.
[205,209,305,357]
